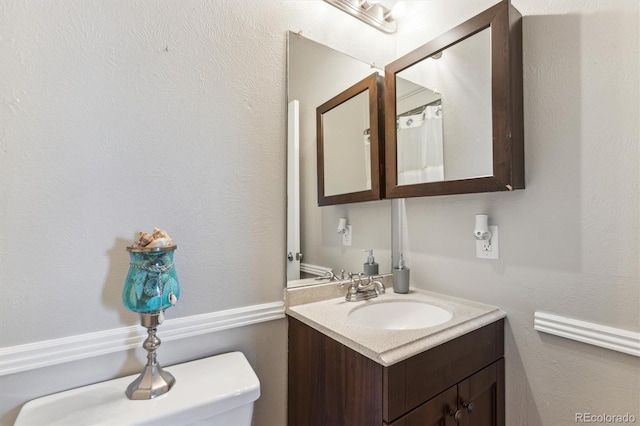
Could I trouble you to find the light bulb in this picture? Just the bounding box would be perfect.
[385,1,406,22]
[360,0,380,10]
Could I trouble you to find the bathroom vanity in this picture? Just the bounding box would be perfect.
[286,287,505,425]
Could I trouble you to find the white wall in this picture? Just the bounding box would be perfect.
[0,1,392,424]
[397,1,639,425]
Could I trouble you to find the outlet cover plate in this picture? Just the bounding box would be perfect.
[476,225,499,259]
[343,225,352,246]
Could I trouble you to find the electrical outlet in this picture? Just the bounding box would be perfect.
[343,225,352,246]
[476,225,499,259]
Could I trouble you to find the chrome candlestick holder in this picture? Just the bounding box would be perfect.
[122,243,180,400]
[126,312,174,399]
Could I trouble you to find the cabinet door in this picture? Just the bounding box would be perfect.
[389,359,505,426]
[288,317,384,426]
[386,320,504,422]
[458,359,505,426]
[387,385,458,426]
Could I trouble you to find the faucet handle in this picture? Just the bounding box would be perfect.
[337,273,356,288]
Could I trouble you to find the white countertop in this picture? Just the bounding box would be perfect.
[286,288,505,366]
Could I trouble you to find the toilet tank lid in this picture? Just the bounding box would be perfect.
[15,351,261,426]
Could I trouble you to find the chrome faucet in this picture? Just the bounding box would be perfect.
[339,273,385,302]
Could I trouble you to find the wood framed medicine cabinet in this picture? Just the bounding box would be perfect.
[316,72,384,206]
[384,0,524,198]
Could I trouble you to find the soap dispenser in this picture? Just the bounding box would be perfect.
[392,253,410,293]
[362,249,379,276]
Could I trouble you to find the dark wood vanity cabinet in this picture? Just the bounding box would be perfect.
[288,317,504,426]
[389,359,504,426]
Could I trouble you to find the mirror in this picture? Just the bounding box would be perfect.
[317,73,384,206]
[287,32,392,287]
[385,0,524,198]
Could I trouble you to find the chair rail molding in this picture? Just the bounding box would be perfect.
[534,311,640,357]
[0,301,285,376]
[300,263,332,277]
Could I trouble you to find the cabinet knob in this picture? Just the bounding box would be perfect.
[449,408,462,423]
[463,401,475,414]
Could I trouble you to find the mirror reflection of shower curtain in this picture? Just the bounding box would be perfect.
[397,105,444,185]
[364,129,371,189]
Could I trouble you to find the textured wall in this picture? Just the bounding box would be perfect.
[396,1,639,425]
[1,0,292,345]
[0,1,393,424]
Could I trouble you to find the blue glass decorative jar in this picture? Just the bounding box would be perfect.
[122,245,180,314]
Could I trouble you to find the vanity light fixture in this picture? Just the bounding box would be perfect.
[323,0,405,34]
[360,0,379,10]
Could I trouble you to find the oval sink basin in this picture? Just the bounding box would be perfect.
[348,301,453,330]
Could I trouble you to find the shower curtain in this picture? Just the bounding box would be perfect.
[363,129,371,190]
[397,104,444,185]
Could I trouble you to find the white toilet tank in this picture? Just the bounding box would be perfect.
[14,351,260,426]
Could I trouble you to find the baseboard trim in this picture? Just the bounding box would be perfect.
[0,301,285,376]
[534,311,640,357]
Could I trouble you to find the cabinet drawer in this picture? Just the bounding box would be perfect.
[383,320,504,423]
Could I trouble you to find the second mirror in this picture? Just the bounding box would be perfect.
[317,73,384,206]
